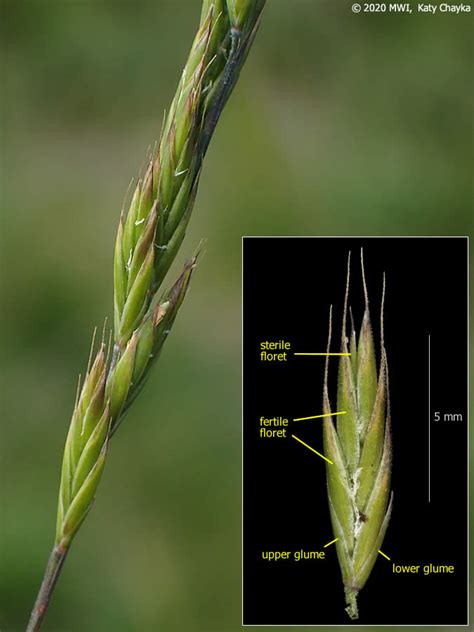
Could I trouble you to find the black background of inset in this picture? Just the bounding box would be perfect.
[242,237,468,626]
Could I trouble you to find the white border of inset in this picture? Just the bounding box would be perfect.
[241,235,469,627]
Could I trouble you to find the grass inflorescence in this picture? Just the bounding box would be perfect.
[27,2,266,630]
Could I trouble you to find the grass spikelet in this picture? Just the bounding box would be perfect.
[323,250,392,620]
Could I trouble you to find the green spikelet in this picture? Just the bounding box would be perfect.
[56,344,110,547]
[323,251,392,620]
[110,254,199,434]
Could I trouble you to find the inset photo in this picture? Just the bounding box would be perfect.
[242,236,468,626]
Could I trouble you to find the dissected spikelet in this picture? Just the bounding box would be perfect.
[323,251,392,620]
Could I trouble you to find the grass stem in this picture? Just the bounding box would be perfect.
[26,544,69,632]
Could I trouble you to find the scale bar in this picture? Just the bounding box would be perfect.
[428,334,431,503]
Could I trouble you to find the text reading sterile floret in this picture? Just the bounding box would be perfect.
[260,340,291,361]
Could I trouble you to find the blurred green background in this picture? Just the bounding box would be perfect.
[1,1,472,630]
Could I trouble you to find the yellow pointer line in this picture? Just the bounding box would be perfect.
[323,537,339,548]
[293,411,347,422]
[378,549,391,561]
[291,435,333,465]
[294,352,352,356]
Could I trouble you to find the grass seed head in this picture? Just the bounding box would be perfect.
[30,5,266,629]
[53,0,265,579]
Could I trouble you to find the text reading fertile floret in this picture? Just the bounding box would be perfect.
[259,416,288,438]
